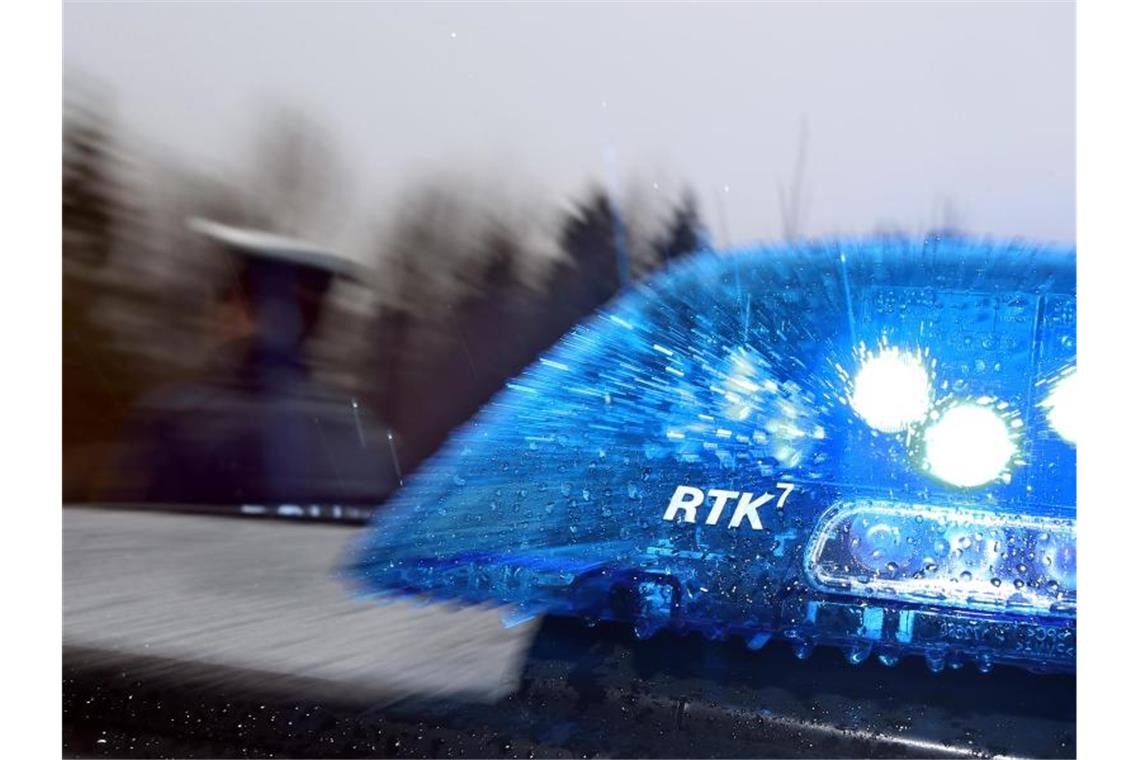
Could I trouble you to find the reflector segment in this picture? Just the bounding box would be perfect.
[806,500,1075,617]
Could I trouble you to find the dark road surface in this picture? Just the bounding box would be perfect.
[63,507,1076,758]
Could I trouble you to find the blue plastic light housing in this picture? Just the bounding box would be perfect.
[343,237,1076,673]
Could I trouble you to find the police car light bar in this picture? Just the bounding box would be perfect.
[343,236,1076,674]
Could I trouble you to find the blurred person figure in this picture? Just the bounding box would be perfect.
[114,219,398,507]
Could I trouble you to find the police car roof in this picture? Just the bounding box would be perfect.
[188,218,368,283]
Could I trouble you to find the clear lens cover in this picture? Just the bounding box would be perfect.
[806,500,1075,617]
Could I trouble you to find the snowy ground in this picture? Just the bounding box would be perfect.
[63,507,538,705]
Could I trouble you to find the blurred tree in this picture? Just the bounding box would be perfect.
[63,103,117,267]
[407,224,537,463]
[928,198,967,238]
[367,178,681,471]
[455,222,537,390]
[553,188,623,312]
[653,189,707,267]
[370,193,545,467]
[62,99,133,499]
[370,301,413,433]
[778,117,811,241]
[246,105,347,241]
[366,182,496,464]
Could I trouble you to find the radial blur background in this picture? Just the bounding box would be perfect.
[62,1,1074,502]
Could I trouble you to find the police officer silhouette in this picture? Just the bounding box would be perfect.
[116,219,398,507]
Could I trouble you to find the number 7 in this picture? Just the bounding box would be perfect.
[775,482,795,508]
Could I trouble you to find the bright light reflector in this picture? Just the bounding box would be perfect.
[921,402,1016,487]
[849,346,931,433]
[1043,371,1077,444]
[807,500,1076,618]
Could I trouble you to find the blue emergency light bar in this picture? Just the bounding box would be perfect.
[343,237,1076,673]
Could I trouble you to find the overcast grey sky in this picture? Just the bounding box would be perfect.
[64,1,1074,254]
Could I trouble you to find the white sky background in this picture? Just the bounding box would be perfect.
[64,1,1074,259]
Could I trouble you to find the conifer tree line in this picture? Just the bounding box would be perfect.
[63,97,710,499]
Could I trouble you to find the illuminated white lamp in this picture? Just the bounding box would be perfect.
[921,402,1017,488]
[1042,370,1077,444]
[850,347,931,433]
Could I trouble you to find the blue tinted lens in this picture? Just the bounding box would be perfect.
[344,237,1076,673]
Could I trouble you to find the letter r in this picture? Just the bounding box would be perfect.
[664,485,703,523]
